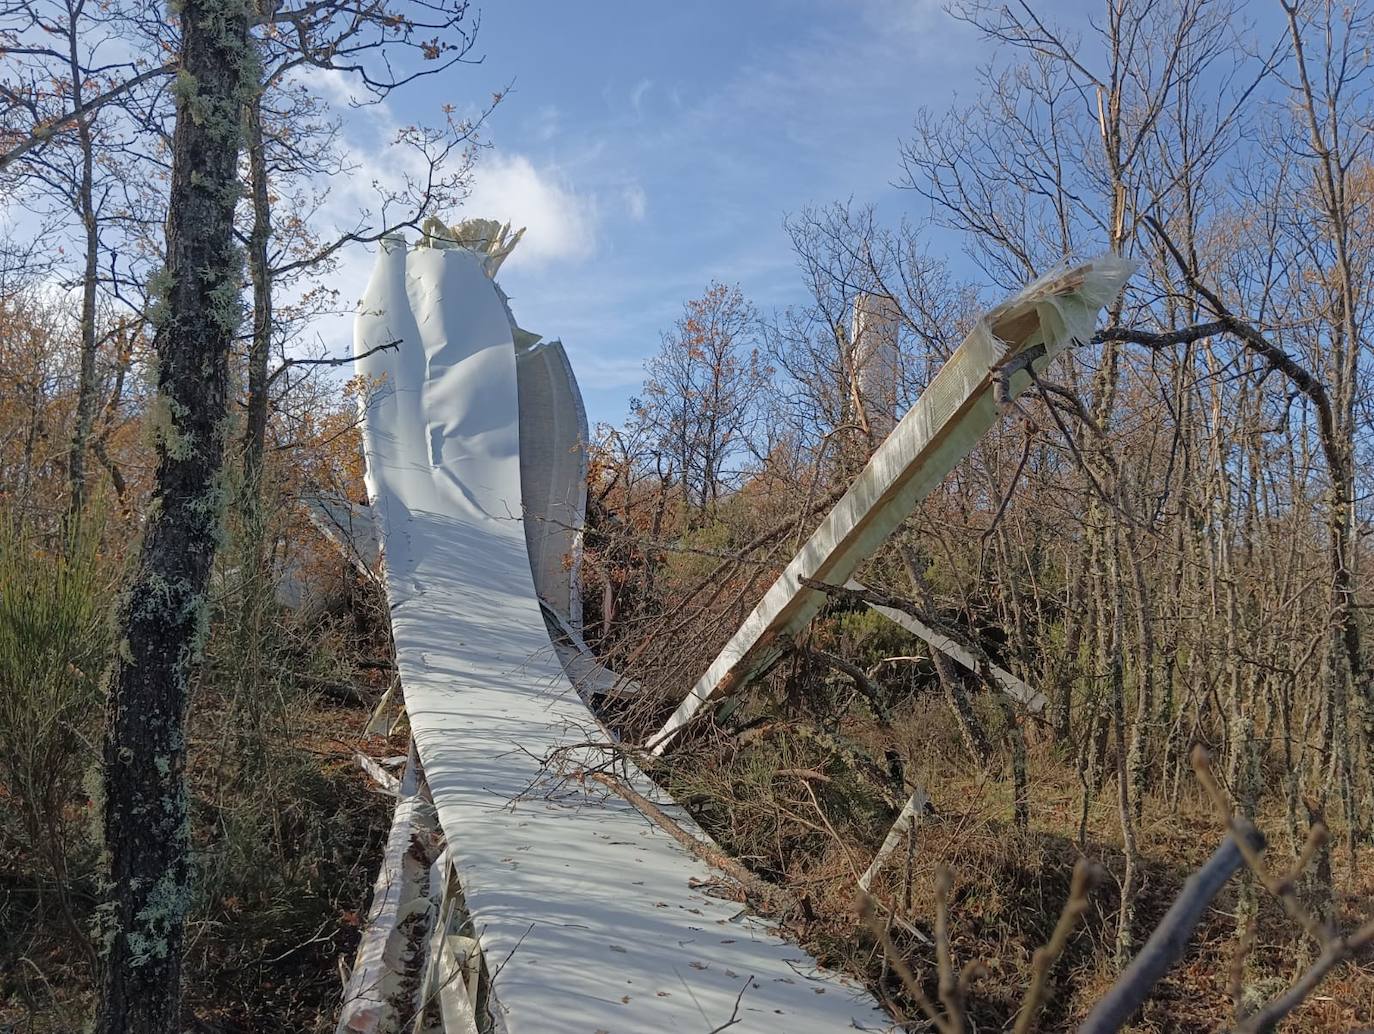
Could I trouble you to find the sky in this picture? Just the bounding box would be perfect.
[322,0,1017,427]
[7,0,1292,428]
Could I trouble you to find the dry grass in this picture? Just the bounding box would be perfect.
[0,696,399,1034]
[650,689,1374,1032]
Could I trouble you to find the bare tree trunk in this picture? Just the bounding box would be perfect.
[96,0,251,1029]
[66,27,99,520]
[1107,531,1140,969]
[1123,520,1155,816]
[242,84,271,489]
[934,651,994,772]
[1056,563,1086,743]
[20,362,43,515]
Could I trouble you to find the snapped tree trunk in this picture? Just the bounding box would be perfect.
[96,0,251,1030]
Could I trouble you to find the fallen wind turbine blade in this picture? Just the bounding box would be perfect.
[648,255,1136,754]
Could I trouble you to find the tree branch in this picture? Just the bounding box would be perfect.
[1080,825,1266,1034]
[266,338,399,387]
[1093,321,1228,349]
[1140,215,1340,475]
[0,63,175,173]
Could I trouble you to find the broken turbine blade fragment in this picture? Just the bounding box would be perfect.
[648,254,1136,755]
[350,228,892,1032]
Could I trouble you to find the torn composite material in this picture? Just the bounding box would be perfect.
[354,238,890,1032]
[515,338,587,630]
[850,581,1046,714]
[648,256,1136,754]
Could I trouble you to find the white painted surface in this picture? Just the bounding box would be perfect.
[857,786,929,893]
[515,338,587,629]
[354,239,891,1033]
[337,795,440,1033]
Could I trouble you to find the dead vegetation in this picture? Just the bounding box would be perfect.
[630,685,1374,1031]
[0,441,401,1031]
[561,4,1374,1027]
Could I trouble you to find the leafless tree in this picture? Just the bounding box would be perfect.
[1,0,165,516]
[634,282,772,514]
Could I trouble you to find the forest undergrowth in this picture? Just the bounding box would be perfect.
[8,0,1374,1028]
[0,502,401,1033]
[654,704,1374,1031]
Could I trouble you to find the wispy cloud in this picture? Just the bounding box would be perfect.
[528,104,561,142]
[465,152,598,268]
[294,0,983,424]
[629,78,653,117]
[622,183,648,222]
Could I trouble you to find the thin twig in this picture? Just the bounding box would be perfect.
[267,338,401,386]
[1192,747,1327,944]
[1079,827,1263,1034]
[585,770,773,903]
[707,974,754,1032]
[856,890,952,1033]
[934,865,963,1025]
[1236,917,1374,1033]
[1013,858,1103,1034]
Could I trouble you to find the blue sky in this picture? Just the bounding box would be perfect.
[4,0,1008,427]
[357,0,1005,426]
[7,0,1291,427]
[0,0,1298,450]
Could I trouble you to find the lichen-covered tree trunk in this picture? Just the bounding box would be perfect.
[96,0,251,1029]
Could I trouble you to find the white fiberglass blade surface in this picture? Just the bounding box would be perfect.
[516,338,588,630]
[849,582,1046,714]
[355,240,890,1033]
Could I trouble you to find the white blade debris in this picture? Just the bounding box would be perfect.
[648,256,1135,754]
[337,793,442,1033]
[850,580,1046,714]
[353,234,891,1033]
[857,786,930,893]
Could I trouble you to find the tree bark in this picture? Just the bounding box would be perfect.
[66,20,100,520]
[96,0,251,1029]
[242,85,272,488]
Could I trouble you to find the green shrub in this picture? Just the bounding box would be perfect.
[0,513,113,964]
[0,515,110,843]
[187,492,359,919]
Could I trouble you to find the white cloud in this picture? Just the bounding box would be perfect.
[464,152,597,268]
[622,183,648,222]
[630,78,653,116]
[530,105,561,142]
[300,66,370,110]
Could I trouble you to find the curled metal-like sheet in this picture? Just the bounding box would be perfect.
[515,338,587,633]
[352,237,892,1033]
